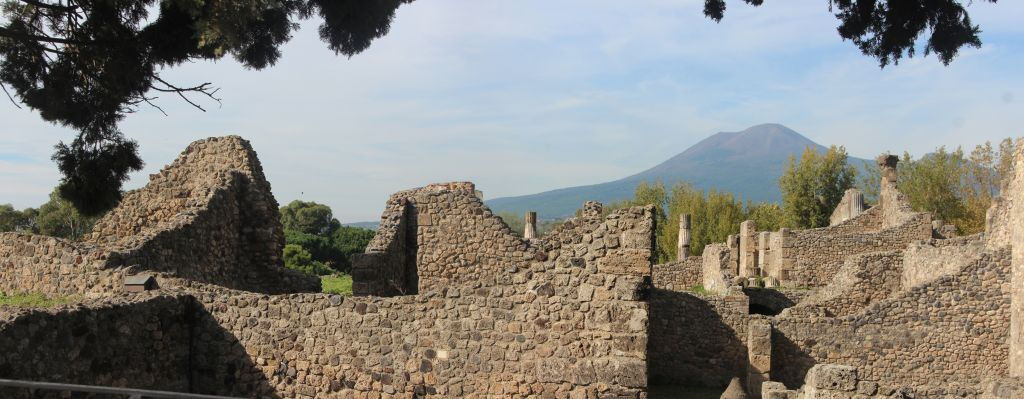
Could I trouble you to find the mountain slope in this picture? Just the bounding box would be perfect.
[486,123,869,219]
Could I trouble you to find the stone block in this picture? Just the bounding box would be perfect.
[806,364,858,392]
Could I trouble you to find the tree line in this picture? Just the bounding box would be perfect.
[592,138,1018,263]
[278,200,375,276]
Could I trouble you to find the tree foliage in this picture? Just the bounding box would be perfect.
[779,146,857,229]
[279,200,374,274]
[1,0,413,215]
[607,181,784,262]
[0,188,102,239]
[280,200,341,236]
[858,139,1020,235]
[704,0,994,67]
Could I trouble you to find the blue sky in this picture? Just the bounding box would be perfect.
[2,0,1022,222]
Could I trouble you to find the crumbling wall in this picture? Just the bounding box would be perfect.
[0,233,121,296]
[768,212,931,287]
[351,199,416,296]
[987,143,1024,377]
[353,182,532,296]
[0,136,318,296]
[0,294,194,398]
[652,257,702,291]
[190,197,654,399]
[648,288,749,388]
[902,234,988,289]
[88,136,317,293]
[702,243,735,293]
[772,247,1011,389]
[784,252,903,318]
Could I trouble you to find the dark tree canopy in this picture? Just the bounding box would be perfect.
[704,0,994,67]
[1,0,413,215]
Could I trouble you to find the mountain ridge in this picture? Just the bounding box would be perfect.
[484,123,870,219]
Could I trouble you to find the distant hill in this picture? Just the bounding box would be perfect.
[485,123,870,219]
[344,221,379,230]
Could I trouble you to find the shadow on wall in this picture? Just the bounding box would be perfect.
[770,326,819,389]
[189,298,282,398]
[647,288,748,388]
[0,296,279,398]
[743,288,796,316]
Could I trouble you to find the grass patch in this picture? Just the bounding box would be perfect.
[649,385,721,399]
[687,285,711,295]
[321,274,353,296]
[0,293,78,308]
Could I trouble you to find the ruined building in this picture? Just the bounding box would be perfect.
[1,136,1024,398]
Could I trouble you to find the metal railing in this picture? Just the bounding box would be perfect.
[0,378,246,398]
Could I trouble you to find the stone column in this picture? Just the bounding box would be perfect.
[849,189,865,218]
[877,154,899,209]
[676,214,692,261]
[757,231,770,275]
[739,220,758,277]
[727,234,740,276]
[748,319,772,397]
[524,211,537,239]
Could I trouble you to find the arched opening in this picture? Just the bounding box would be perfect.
[749,303,780,316]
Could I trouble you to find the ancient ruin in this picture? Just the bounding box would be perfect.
[2,136,1024,398]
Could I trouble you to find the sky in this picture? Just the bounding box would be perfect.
[2,0,1023,222]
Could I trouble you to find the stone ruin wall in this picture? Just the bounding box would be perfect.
[986,142,1024,378]
[701,243,734,293]
[647,288,749,388]
[902,234,988,289]
[783,251,903,319]
[771,246,1011,392]
[763,211,931,288]
[0,233,122,296]
[0,136,319,297]
[0,149,658,399]
[0,293,194,398]
[354,182,533,296]
[651,257,702,291]
[190,195,655,399]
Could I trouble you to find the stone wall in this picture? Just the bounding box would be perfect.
[354,182,532,296]
[766,211,931,287]
[987,143,1024,377]
[0,294,194,398]
[0,136,319,296]
[702,243,735,294]
[187,198,655,399]
[772,247,1011,390]
[647,288,749,388]
[902,234,988,289]
[0,233,121,296]
[652,257,702,291]
[784,252,903,318]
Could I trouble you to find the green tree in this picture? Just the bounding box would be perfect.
[1,0,414,215]
[745,201,783,232]
[779,146,857,229]
[0,204,30,232]
[705,0,993,67]
[283,243,332,276]
[280,200,374,273]
[898,148,968,228]
[280,200,341,236]
[330,226,375,271]
[34,189,101,240]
